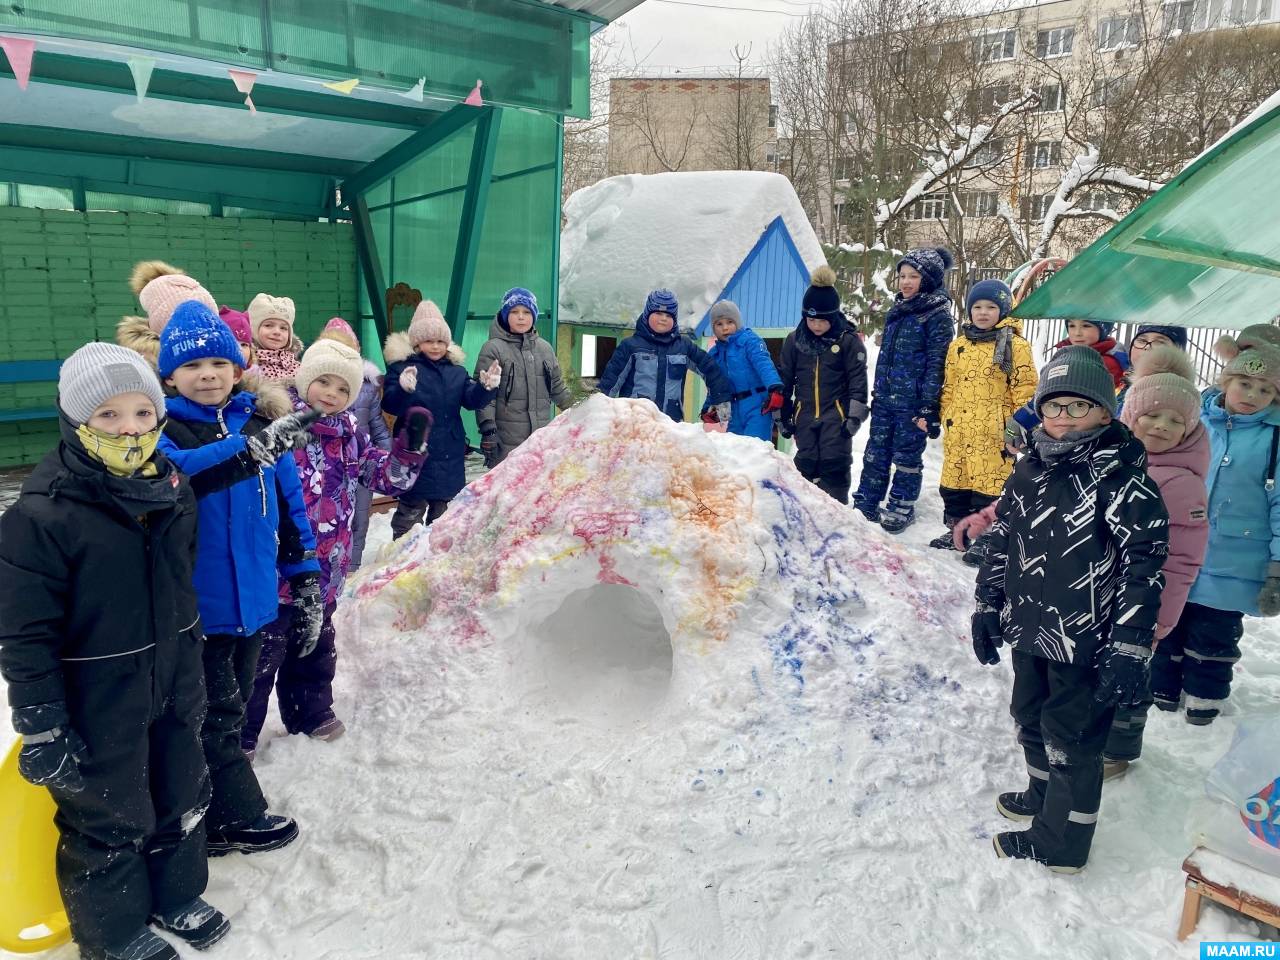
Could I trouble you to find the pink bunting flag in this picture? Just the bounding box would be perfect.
[0,35,36,91]
[464,79,483,107]
[228,68,257,113]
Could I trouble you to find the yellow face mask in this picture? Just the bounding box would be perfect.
[75,424,162,478]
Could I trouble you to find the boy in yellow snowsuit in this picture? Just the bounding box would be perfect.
[932,279,1037,550]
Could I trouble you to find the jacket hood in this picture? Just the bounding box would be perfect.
[794,310,849,346]
[240,373,292,418]
[1032,420,1146,471]
[364,360,383,385]
[1201,387,1280,427]
[384,330,466,366]
[117,315,161,368]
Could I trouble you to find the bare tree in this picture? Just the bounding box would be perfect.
[563,26,624,200]
[705,45,773,171]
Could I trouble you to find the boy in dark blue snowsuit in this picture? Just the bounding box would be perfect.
[853,247,955,532]
[597,289,734,422]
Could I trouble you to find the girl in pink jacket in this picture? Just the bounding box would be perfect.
[1102,345,1209,779]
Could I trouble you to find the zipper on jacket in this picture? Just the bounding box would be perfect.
[813,358,821,416]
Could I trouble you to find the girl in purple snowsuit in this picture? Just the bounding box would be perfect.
[317,318,390,570]
[242,338,431,754]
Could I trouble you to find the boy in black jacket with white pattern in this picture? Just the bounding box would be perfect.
[972,346,1168,873]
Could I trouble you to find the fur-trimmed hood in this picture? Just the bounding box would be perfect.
[117,315,161,367]
[242,374,293,419]
[363,359,383,385]
[383,330,465,366]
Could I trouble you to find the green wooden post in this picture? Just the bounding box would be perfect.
[444,107,501,343]
[549,120,565,354]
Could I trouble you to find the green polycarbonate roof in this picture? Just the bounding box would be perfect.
[1013,94,1280,331]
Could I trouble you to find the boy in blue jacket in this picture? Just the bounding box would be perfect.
[700,299,783,441]
[156,301,319,855]
[597,289,734,424]
[1153,326,1280,724]
[853,247,955,533]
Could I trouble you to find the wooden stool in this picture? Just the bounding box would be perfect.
[370,494,398,516]
[1179,846,1280,940]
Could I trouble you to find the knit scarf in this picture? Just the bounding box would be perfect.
[256,347,301,383]
[962,323,1014,377]
[1032,423,1109,464]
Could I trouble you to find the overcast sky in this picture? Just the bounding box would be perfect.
[610,1,811,73]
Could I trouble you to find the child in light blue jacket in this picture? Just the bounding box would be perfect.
[701,300,783,441]
[1151,326,1280,725]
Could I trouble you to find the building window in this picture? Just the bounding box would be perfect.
[1031,140,1063,168]
[1078,189,1124,212]
[1219,0,1273,23]
[1035,26,1075,58]
[962,191,998,217]
[768,104,778,128]
[1098,15,1141,48]
[1033,83,1065,113]
[966,137,1006,167]
[971,83,1012,116]
[1162,0,1197,33]
[975,28,1017,62]
[907,194,948,220]
[1091,77,1131,107]
[1022,193,1054,220]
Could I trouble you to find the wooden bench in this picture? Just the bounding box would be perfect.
[0,361,61,424]
[1179,846,1280,940]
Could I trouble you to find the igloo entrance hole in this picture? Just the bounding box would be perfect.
[526,583,674,725]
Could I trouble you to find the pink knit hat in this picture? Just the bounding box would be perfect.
[130,260,218,335]
[247,292,297,337]
[407,300,451,347]
[1120,345,1201,429]
[218,306,253,345]
[319,316,359,351]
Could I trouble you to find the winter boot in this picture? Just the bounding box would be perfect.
[1186,695,1220,725]
[878,500,915,534]
[206,812,299,856]
[80,928,179,960]
[308,717,346,742]
[929,531,958,550]
[852,498,880,523]
[1102,759,1131,782]
[1153,695,1180,712]
[150,898,230,951]
[996,791,1040,822]
[993,831,1084,875]
[962,532,995,568]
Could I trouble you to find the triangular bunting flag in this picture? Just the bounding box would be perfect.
[464,79,483,107]
[0,36,36,91]
[127,57,154,103]
[322,77,360,95]
[399,77,425,103]
[228,68,257,113]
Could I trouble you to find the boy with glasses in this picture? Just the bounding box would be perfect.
[970,345,1168,873]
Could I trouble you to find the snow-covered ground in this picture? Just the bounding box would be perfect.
[3,386,1279,959]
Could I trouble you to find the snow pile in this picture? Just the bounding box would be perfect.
[559,172,825,328]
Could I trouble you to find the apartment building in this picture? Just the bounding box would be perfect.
[607,76,779,177]
[826,0,1280,256]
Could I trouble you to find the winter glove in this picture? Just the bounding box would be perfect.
[1004,415,1028,453]
[761,387,785,416]
[1257,562,1280,617]
[1094,635,1153,707]
[399,407,433,455]
[915,405,941,439]
[478,360,502,391]
[289,573,324,658]
[398,366,419,393]
[12,703,88,794]
[245,409,322,467]
[842,417,863,438]
[971,603,1004,666]
[700,408,719,425]
[480,430,500,469]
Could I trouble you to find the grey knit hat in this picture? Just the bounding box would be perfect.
[59,342,166,425]
[1034,345,1117,416]
[710,300,741,326]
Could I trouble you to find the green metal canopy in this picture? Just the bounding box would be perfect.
[1013,92,1280,331]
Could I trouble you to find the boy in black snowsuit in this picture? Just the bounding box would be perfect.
[972,346,1168,873]
[779,265,868,504]
[0,344,230,960]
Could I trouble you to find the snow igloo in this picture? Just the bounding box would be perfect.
[292,395,989,957]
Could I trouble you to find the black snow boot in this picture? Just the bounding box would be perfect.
[207,812,299,856]
[80,928,178,960]
[961,532,995,568]
[929,531,958,550]
[996,791,1040,822]
[878,500,915,534]
[993,831,1084,875]
[151,897,230,950]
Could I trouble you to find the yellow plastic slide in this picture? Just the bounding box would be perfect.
[0,739,70,953]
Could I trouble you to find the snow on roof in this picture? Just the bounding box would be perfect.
[559,171,826,327]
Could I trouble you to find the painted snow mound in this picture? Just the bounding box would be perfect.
[559,171,825,328]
